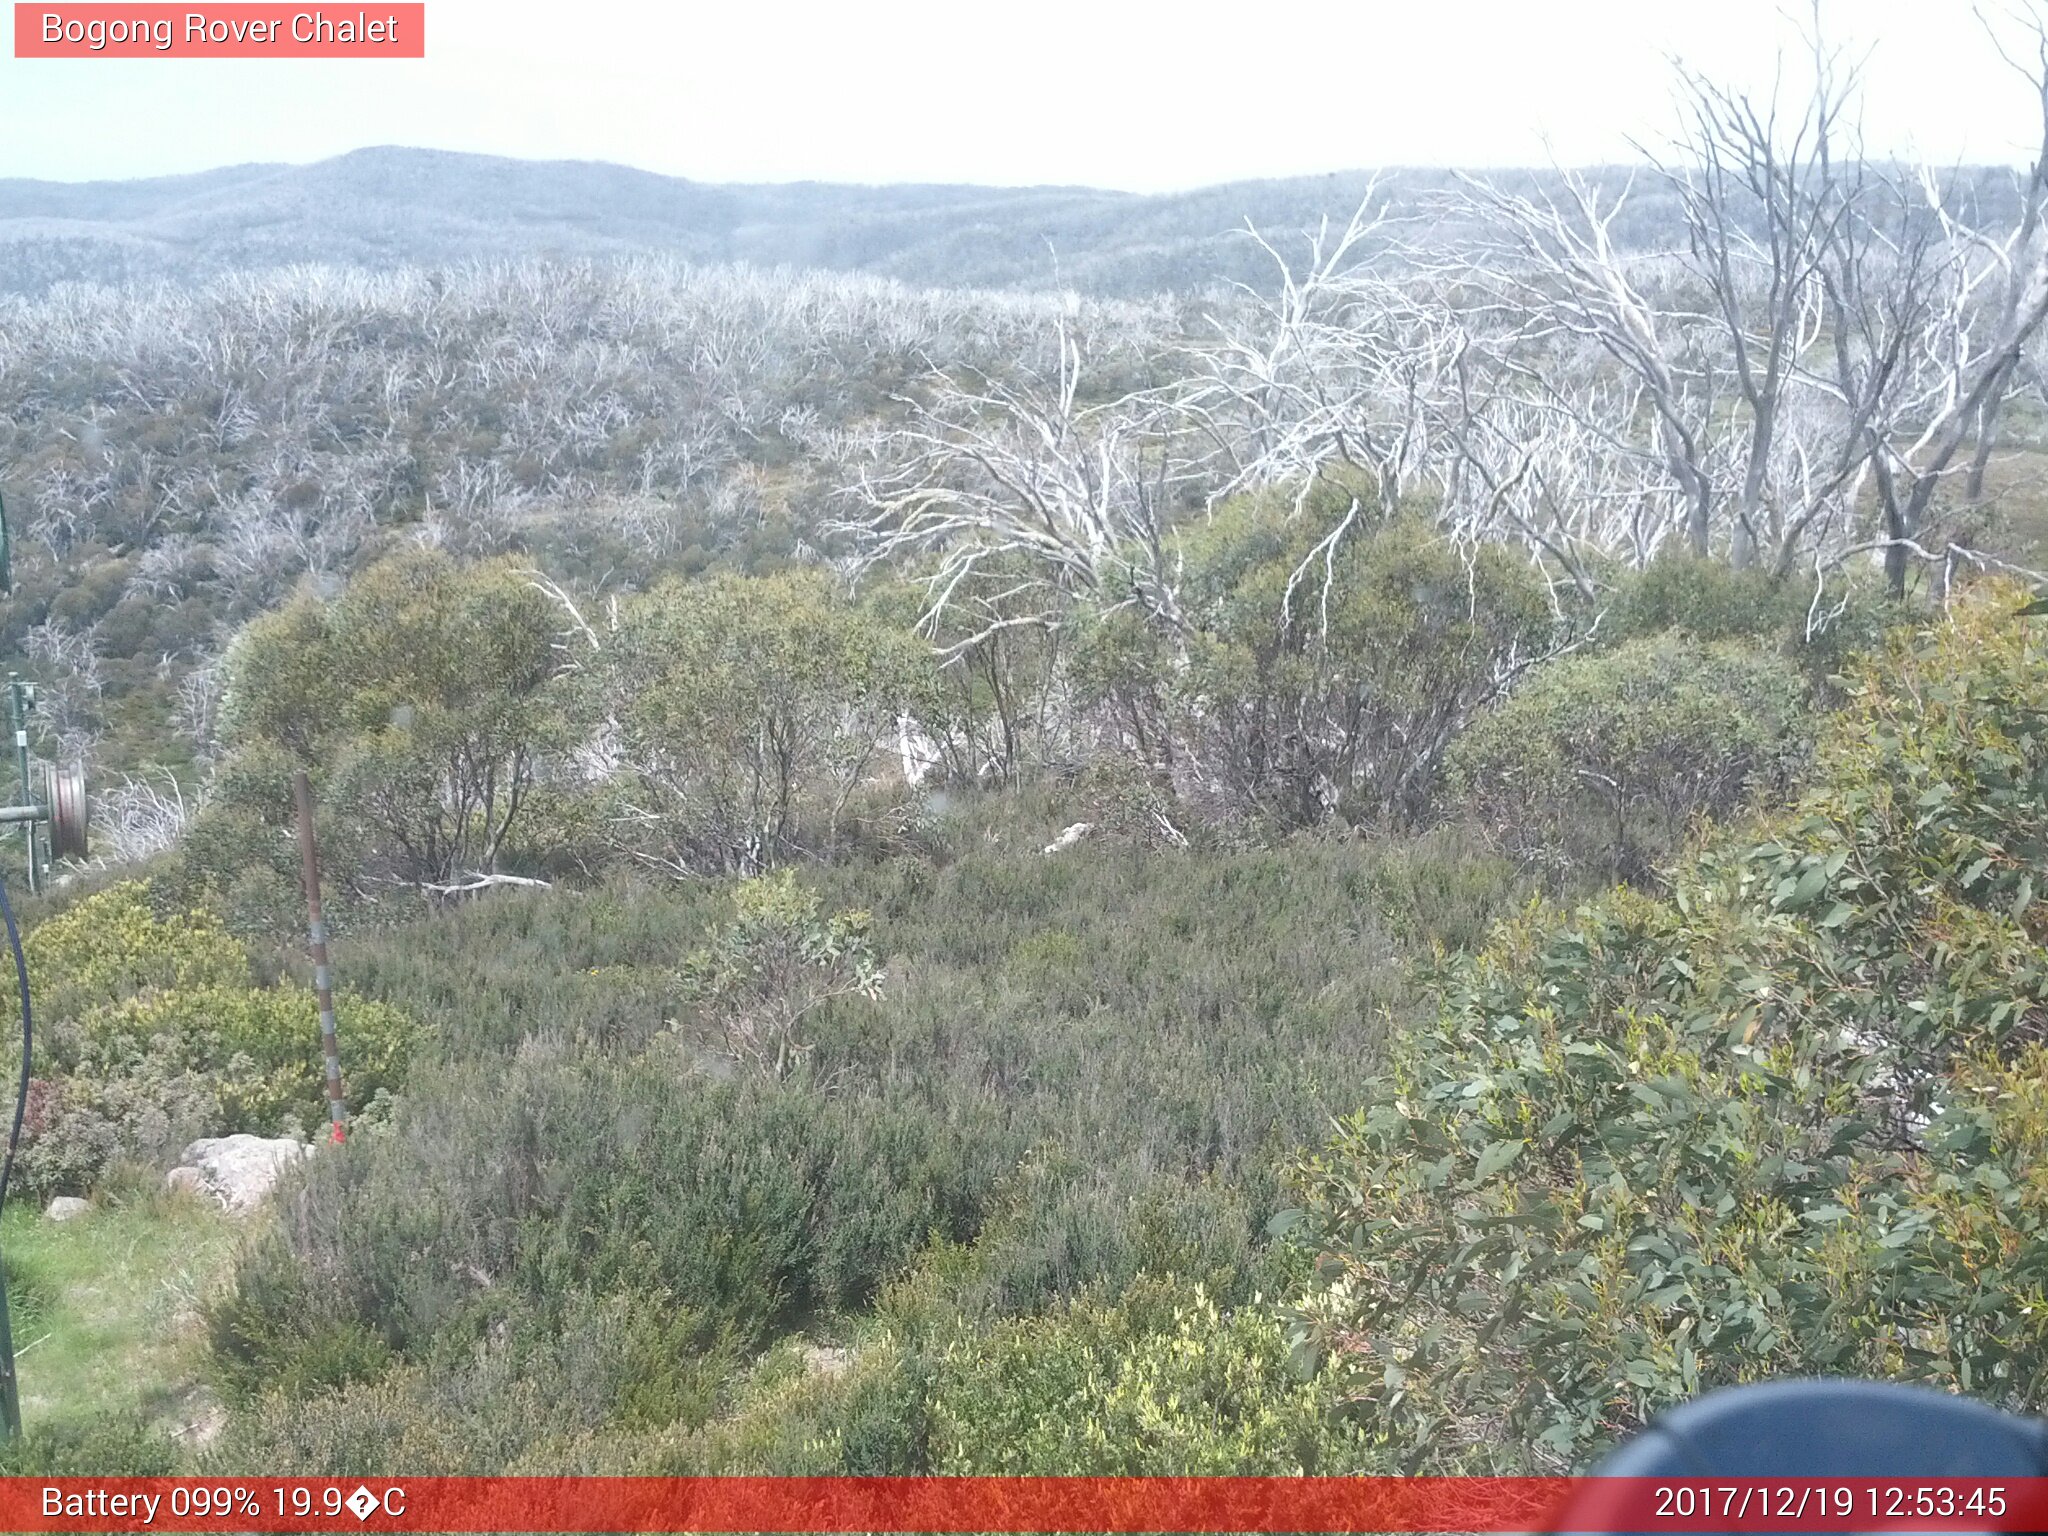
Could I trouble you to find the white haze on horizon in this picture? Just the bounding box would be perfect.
[0,0,2040,192]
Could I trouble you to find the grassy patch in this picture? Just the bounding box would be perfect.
[1,1186,239,1442]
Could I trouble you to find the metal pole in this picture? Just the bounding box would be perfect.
[293,772,348,1143]
[0,1247,19,1439]
[7,679,34,896]
[0,870,31,1442]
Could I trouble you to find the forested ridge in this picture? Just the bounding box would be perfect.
[6,18,2048,1476]
[0,152,1801,298]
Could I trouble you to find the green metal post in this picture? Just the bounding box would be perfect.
[0,1246,19,1439]
[6,679,34,896]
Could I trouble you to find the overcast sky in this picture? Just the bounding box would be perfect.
[2,0,2043,189]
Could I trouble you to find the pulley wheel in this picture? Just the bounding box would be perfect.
[44,761,88,860]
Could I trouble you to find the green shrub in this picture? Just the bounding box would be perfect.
[534,1289,740,1432]
[24,883,249,1059]
[0,1421,182,1476]
[946,1168,1267,1320]
[659,1271,1371,1477]
[204,812,1541,1471]
[1449,635,1813,882]
[679,871,883,1080]
[1283,583,2048,1473]
[931,1276,1374,1473]
[1601,555,1895,687]
[1347,822,1534,946]
[205,1047,1003,1394]
[1071,492,1556,827]
[11,880,420,1196]
[209,1365,515,1476]
[83,985,416,1136]
[648,1341,925,1475]
[598,571,935,872]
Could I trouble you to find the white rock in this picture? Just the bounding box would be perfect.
[1042,821,1094,856]
[43,1195,90,1221]
[179,1134,313,1214]
[165,1166,206,1197]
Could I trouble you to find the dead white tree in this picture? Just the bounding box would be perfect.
[90,769,192,866]
[1448,4,2048,591]
[1451,171,1728,561]
[841,317,1198,649]
[1858,8,2048,595]
[1656,46,1855,572]
[1169,192,1442,510]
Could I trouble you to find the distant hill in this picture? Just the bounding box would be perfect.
[3,147,2026,297]
[0,147,1655,296]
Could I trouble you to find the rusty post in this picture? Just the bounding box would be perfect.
[293,771,347,1143]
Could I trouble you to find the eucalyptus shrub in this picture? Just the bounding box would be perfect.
[212,548,569,898]
[1448,634,1813,883]
[1601,555,1894,687]
[1070,488,1556,828]
[598,571,936,873]
[1281,584,2048,1472]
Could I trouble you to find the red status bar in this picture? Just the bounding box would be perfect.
[5,1476,2048,1532]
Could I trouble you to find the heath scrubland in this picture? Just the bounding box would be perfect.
[7,14,2048,1478]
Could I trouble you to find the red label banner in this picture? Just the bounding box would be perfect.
[14,5,424,57]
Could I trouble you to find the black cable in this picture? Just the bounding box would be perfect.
[0,875,30,1439]
[0,877,29,1217]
